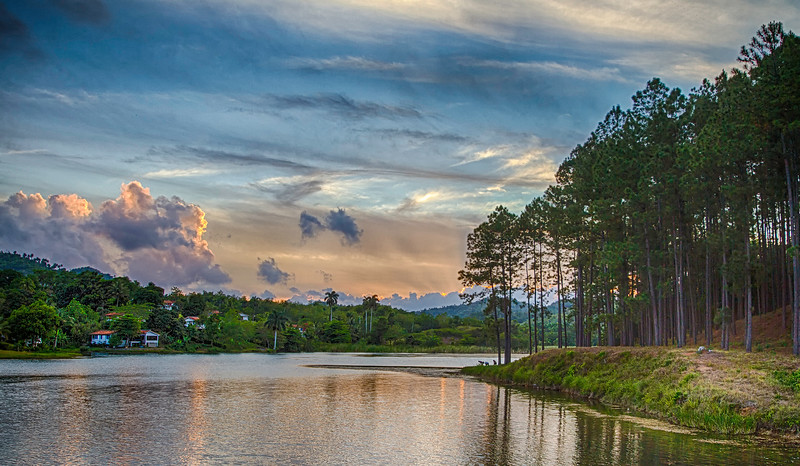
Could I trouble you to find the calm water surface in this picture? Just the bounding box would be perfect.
[0,353,796,465]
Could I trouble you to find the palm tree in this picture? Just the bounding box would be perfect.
[265,307,289,350]
[362,295,379,333]
[324,290,339,322]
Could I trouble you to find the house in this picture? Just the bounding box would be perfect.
[90,330,115,345]
[104,312,124,321]
[184,316,200,327]
[163,300,176,311]
[238,313,249,321]
[128,330,160,347]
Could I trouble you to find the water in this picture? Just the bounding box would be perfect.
[0,353,796,465]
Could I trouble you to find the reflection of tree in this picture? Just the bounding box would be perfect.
[479,386,512,464]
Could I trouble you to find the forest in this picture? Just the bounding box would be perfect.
[460,23,800,363]
[0,251,570,354]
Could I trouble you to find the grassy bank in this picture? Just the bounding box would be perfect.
[0,349,82,359]
[313,342,494,353]
[463,346,800,436]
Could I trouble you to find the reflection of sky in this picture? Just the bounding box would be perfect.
[1,1,798,307]
[0,354,795,464]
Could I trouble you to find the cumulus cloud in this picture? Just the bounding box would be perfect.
[379,291,463,311]
[257,257,292,285]
[299,211,325,240]
[0,182,231,288]
[259,289,276,300]
[288,288,361,305]
[325,208,362,245]
[299,208,363,245]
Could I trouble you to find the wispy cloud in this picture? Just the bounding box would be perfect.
[144,167,224,178]
[259,93,423,120]
[288,55,406,72]
[464,59,628,83]
[251,177,326,204]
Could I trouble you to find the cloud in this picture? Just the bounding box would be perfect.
[368,128,469,144]
[298,208,363,245]
[0,4,41,58]
[50,0,110,25]
[325,208,363,245]
[252,177,325,204]
[317,270,333,283]
[0,182,231,288]
[149,146,316,173]
[381,290,464,311]
[464,59,627,83]
[143,167,224,178]
[288,288,362,305]
[299,211,325,240]
[257,257,292,285]
[288,55,406,72]
[259,289,276,300]
[261,93,423,120]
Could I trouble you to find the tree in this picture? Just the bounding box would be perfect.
[362,295,379,334]
[324,290,340,322]
[320,320,351,343]
[59,299,100,347]
[112,315,141,347]
[146,306,184,342]
[265,307,289,350]
[6,300,59,348]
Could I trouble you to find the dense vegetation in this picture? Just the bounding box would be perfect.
[0,251,568,354]
[461,23,800,362]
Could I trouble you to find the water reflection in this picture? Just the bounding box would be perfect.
[0,354,797,465]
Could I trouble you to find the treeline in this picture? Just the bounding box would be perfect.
[461,22,800,361]
[0,251,528,352]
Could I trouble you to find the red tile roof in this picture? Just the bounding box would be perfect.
[91,330,116,335]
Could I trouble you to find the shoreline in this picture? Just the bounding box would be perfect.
[462,346,800,441]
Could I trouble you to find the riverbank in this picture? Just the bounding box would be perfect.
[463,346,800,438]
[0,344,496,359]
[0,349,82,359]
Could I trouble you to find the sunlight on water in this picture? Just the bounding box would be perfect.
[0,354,797,465]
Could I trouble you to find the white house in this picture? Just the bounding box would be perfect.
[163,300,176,311]
[184,316,200,327]
[90,330,115,345]
[132,330,160,347]
[238,313,249,321]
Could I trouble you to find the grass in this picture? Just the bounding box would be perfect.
[312,342,495,353]
[463,346,800,436]
[0,349,82,359]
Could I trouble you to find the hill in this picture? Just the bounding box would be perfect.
[0,251,63,274]
[421,298,566,323]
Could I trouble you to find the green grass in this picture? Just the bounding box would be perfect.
[462,347,800,436]
[0,349,82,359]
[312,342,495,353]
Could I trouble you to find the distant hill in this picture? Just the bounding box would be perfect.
[0,251,63,275]
[0,251,114,279]
[69,266,114,280]
[421,298,568,323]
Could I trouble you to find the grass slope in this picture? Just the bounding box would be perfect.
[464,310,800,436]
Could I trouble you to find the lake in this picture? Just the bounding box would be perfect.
[0,353,796,465]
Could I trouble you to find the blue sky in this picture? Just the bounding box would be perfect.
[1,0,798,310]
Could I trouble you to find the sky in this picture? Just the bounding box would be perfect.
[1,1,798,310]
